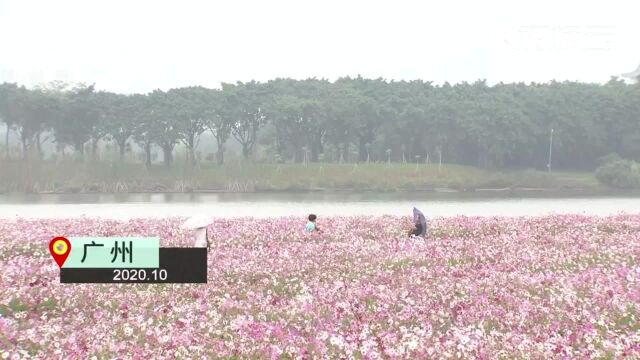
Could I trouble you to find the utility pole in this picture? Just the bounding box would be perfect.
[547,128,554,172]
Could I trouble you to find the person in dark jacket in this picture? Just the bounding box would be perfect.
[408,207,427,237]
[408,220,424,237]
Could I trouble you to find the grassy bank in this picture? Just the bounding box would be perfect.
[0,159,603,194]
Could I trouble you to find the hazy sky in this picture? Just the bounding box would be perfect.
[1,0,639,94]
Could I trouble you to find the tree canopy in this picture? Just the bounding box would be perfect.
[1,77,638,170]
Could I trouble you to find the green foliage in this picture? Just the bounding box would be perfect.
[595,159,640,189]
[2,78,640,171]
[596,152,622,167]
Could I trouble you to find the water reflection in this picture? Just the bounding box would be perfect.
[2,191,639,204]
[0,192,638,219]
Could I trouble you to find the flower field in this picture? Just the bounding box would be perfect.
[1,215,639,359]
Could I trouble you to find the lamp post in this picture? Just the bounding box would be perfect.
[365,143,371,164]
[302,146,308,167]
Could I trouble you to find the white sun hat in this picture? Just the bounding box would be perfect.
[181,214,213,230]
[182,215,214,248]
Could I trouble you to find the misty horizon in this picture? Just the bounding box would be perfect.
[2,0,640,93]
[3,73,639,96]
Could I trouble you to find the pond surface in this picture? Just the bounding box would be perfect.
[0,192,638,219]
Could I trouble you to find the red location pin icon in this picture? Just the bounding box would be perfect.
[49,237,71,268]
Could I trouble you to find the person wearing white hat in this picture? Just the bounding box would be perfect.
[181,215,213,250]
[193,226,209,249]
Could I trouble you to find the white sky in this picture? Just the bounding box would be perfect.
[1,0,639,94]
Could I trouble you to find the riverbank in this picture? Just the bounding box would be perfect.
[1,160,605,194]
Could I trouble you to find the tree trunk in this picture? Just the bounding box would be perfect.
[36,132,43,160]
[294,146,303,163]
[21,132,28,160]
[91,138,99,161]
[215,136,225,165]
[241,143,250,158]
[274,129,286,162]
[74,142,85,161]
[189,146,195,166]
[311,130,324,162]
[250,125,257,158]
[162,144,173,167]
[311,142,319,162]
[144,142,152,167]
[118,140,126,162]
[216,147,224,165]
[358,136,367,162]
[341,142,349,163]
[4,123,9,160]
[21,140,28,160]
[187,133,196,167]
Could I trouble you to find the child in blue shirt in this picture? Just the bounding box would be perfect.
[306,214,320,232]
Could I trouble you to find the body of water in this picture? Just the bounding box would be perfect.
[0,193,638,219]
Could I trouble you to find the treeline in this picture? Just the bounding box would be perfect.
[0,77,639,170]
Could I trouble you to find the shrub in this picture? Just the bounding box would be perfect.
[595,159,640,189]
[596,152,622,167]
[479,176,512,189]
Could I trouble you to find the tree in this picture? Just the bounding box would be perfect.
[6,86,57,160]
[224,81,267,159]
[133,105,155,167]
[322,82,365,163]
[336,76,386,162]
[52,84,98,160]
[204,89,231,165]
[2,77,640,172]
[103,93,144,162]
[267,95,315,162]
[168,87,209,166]
[147,90,181,167]
[0,83,19,159]
[88,91,112,161]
